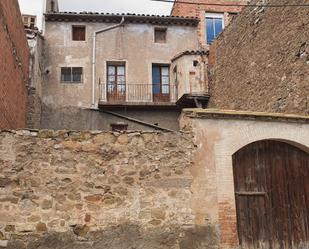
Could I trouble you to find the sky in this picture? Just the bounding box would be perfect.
[18,0,173,29]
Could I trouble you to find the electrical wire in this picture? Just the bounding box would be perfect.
[151,0,309,8]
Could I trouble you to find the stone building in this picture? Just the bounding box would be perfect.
[28,0,213,131]
[0,0,29,129]
[171,0,248,46]
[208,0,309,115]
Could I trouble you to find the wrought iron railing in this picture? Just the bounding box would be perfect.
[99,83,177,103]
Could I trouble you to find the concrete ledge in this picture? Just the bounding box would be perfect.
[183,108,309,123]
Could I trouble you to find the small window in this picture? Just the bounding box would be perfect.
[154,28,167,43]
[61,67,83,83]
[72,26,86,41]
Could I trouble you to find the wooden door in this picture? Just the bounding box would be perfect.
[233,140,309,249]
[107,65,126,102]
[152,65,170,102]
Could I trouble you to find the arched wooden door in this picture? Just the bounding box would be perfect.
[232,140,309,249]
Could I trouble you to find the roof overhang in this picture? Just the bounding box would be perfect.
[45,12,199,26]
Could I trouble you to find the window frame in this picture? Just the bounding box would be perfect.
[72,25,86,41]
[106,62,126,99]
[152,64,170,94]
[205,12,225,44]
[154,27,167,43]
[60,67,83,84]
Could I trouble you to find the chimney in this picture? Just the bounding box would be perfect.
[46,0,59,12]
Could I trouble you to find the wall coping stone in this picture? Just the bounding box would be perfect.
[183,108,309,123]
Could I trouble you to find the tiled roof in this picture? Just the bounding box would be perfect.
[45,12,199,26]
[172,50,209,61]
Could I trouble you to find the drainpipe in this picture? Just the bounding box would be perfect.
[91,17,125,108]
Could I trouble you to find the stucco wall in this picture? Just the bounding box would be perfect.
[43,21,199,109]
[172,53,208,98]
[27,34,45,129]
[181,109,309,248]
[40,106,181,131]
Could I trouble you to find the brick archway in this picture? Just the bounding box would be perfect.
[184,110,309,249]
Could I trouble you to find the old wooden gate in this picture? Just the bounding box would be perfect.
[232,140,309,249]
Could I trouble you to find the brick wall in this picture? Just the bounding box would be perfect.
[0,0,29,129]
[208,0,309,115]
[171,0,247,46]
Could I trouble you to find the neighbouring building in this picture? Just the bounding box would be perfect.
[0,0,29,129]
[37,0,211,131]
[22,14,36,29]
[26,27,44,129]
[208,0,309,115]
[171,0,248,47]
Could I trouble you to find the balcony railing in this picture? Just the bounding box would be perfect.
[99,83,177,104]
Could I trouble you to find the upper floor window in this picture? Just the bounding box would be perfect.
[61,67,83,83]
[152,64,170,102]
[72,26,86,41]
[154,28,167,43]
[205,13,224,44]
[107,62,126,102]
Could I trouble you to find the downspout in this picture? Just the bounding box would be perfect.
[91,17,125,108]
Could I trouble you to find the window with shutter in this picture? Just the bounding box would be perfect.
[72,26,86,41]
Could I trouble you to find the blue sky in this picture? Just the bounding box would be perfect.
[18,0,173,29]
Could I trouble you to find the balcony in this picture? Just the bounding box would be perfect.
[99,83,178,107]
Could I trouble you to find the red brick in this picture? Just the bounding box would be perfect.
[171,0,246,46]
[0,0,29,129]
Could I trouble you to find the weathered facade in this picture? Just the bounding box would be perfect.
[37,6,211,131]
[26,28,44,129]
[171,0,247,46]
[0,0,29,129]
[181,109,309,249]
[208,0,309,115]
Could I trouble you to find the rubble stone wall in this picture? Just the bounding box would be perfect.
[0,130,219,249]
[208,0,309,115]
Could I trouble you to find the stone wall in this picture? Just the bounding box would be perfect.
[208,0,309,115]
[0,0,29,129]
[0,129,218,249]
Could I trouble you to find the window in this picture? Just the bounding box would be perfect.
[205,13,224,44]
[72,26,86,41]
[22,16,36,28]
[154,28,167,43]
[152,64,170,102]
[107,63,126,101]
[30,18,35,28]
[61,67,83,83]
